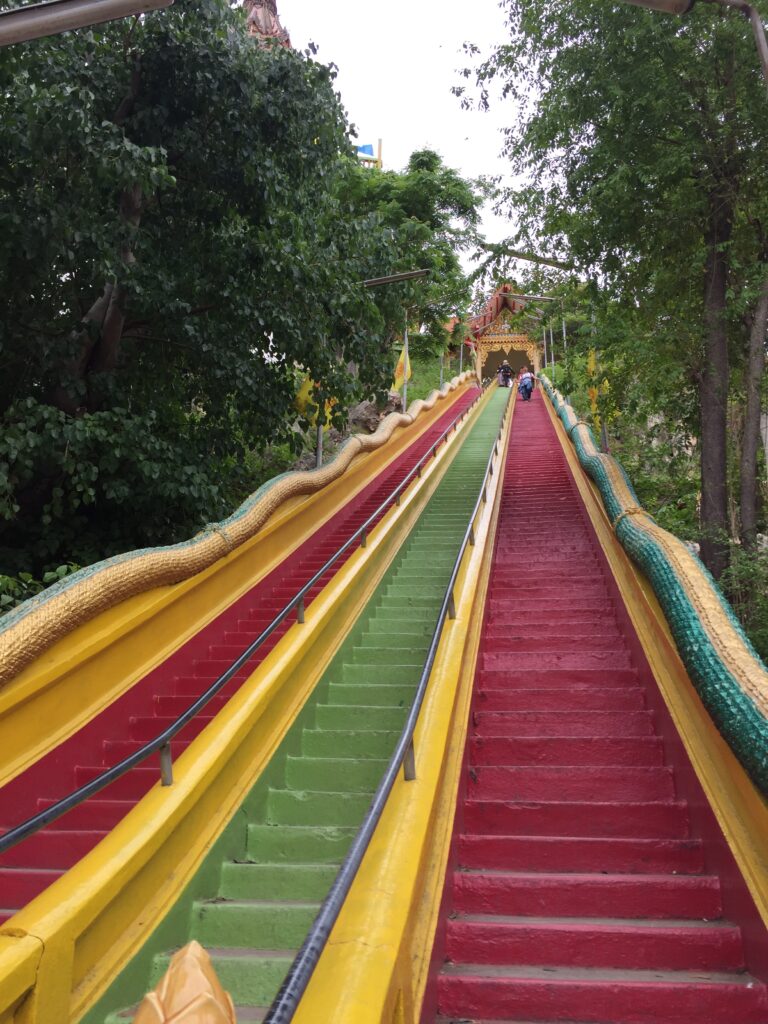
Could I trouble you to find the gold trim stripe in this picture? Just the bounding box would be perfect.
[0,374,475,686]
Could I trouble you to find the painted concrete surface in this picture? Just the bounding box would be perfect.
[92,390,509,1023]
[434,390,768,1024]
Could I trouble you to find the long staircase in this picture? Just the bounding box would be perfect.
[435,389,768,1023]
[95,390,508,1022]
[0,391,478,924]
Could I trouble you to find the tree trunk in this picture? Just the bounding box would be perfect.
[49,61,144,416]
[699,190,732,579]
[740,273,768,549]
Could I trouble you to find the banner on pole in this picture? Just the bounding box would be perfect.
[393,346,412,390]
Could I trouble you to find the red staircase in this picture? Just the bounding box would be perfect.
[435,390,768,1023]
[0,389,478,923]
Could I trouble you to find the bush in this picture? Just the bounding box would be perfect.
[0,563,80,614]
[721,544,768,664]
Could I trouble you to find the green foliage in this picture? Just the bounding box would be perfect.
[0,563,79,613]
[465,0,768,288]
[0,398,236,571]
[463,0,768,577]
[402,351,467,404]
[0,4,481,576]
[344,150,488,358]
[721,543,768,663]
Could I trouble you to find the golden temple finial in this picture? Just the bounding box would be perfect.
[244,0,291,46]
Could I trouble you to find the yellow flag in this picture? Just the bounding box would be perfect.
[294,375,335,428]
[294,375,313,415]
[393,346,412,390]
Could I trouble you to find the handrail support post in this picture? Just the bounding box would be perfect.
[160,742,173,787]
[403,740,416,781]
[297,597,305,624]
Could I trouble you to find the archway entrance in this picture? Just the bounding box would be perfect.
[466,284,542,384]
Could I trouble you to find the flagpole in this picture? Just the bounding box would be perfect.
[315,421,323,468]
[549,324,555,384]
[402,318,409,412]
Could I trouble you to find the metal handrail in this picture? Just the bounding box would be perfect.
[263,390,511,1024]
[0,389,482,856]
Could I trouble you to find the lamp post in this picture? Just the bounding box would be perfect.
[363,268,430,416]
[0,0,173,45]
[622,0,768,87]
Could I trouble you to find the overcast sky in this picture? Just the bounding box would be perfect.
[278,0,517,251]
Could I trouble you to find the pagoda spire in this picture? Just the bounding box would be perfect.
[243,0,291,46]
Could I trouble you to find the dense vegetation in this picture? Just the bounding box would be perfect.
[460,0,767,652]
[0,0,483,580]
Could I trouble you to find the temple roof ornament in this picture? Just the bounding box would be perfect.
[244,0,291,47]
[468,284,541,378]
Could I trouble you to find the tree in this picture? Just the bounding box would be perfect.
[343,149,488,357]
[461,0,768,576]
[0,0,404,571]
[0,9,485,576]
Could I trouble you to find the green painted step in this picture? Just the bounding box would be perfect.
[366,618,434,636]
[247,824,356,863]
[191,899,319,948]
[376,597,442,612]
[220,862,340,900]
[301,728,400,758]
[349,645,429,664]
[151,948,293,1005]
[315,704,408,729]
[266,788,373,826]
[88,389,510,1024]
[339,662,420,683]
[356,633,430,651]
[285,755,387,791]
[325,682,415,705]
[384,582,448,595]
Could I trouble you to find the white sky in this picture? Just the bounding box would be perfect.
[278,0,517,252]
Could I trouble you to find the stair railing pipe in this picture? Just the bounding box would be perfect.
[0,387,482,857]
[262,389,511,1024]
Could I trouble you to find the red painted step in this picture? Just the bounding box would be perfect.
[432,389,768,1024]
[0,386,480,922]
[471,710,655,737]
[453,871,720,918]
[446,916,745,970]
[475,688,646,711]
[463,801,690,839]
[470,736,665,766]
[457,835,706,875]
[0,867,65,905]
[438,965,768,1023]
[467,765,675,801]
[481,651,635,672]
[476,668,640,688]
[0,829,106,868]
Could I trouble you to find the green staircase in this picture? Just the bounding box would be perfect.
[98,388,508,1023]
